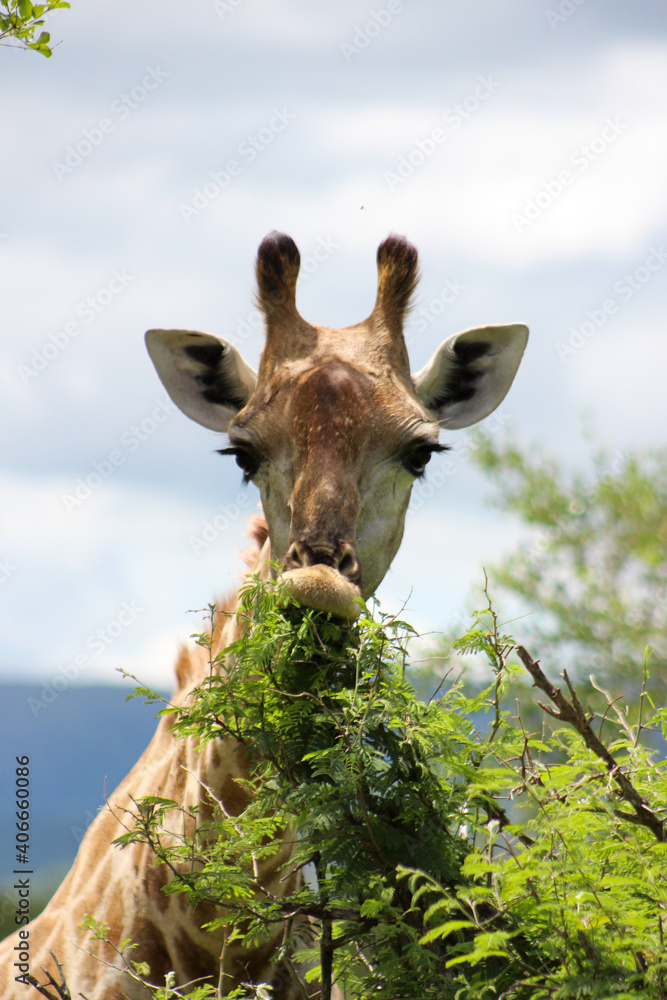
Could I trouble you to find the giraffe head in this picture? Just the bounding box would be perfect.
[146,232,527,619]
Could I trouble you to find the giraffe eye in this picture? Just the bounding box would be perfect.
[218,446,261,482]
[402,442,447,478]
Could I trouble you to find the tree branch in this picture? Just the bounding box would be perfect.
[516,646,665,843]
[27,952,75,1000]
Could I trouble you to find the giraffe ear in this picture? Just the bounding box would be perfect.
[412,323,528,429]
[145,329,256,431]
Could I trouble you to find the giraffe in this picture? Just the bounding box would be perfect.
[0,232,528,998]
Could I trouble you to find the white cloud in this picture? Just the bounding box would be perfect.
[0,472,253,683]
[568,320,667,448]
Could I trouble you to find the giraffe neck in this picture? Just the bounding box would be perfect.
[0,531,305,999]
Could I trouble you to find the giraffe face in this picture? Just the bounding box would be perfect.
[146,232,528,618]
[225,355,443,616]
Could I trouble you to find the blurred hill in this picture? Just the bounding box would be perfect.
[0,683,166,940]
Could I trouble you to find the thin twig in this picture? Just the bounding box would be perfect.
[27,952,73,1000]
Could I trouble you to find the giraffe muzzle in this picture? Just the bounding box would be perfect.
[280,540,362,620]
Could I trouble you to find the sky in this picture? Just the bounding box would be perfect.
[1,0,667,693]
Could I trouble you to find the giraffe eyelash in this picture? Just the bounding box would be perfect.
[218,446,261,482]
[402,442,449,478]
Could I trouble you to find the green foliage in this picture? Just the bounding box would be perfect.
[115,579,666,999]
[455,437,667,711]
[0,0,70,57]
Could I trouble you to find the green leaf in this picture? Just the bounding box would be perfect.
[420,919,475,944]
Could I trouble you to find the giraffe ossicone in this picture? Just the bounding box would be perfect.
[0,233,527,999]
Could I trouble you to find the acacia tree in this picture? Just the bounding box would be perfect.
[74,577,667,1000]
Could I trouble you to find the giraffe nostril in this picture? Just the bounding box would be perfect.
[284,541,361,585]
[285,542,305,570]
[337,550,357,580]
[338,552,353,575]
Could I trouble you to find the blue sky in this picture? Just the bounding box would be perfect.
[1,0,666,689]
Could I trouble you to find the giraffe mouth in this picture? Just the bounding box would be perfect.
[279,565,362,620]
